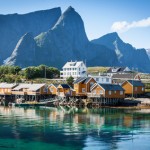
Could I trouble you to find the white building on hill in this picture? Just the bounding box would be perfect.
[88,74,112,84]
[60,61,87,79]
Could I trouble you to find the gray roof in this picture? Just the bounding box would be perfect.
[112,73,138,79]
[127,80,144,87]
[49,84,59,88]
[73,77,87,84]
[12,83,46,91]
[60,84,70,89]
[99,84,124,91]
[90,83,97,91]
[0,83,17,88]
[107,67,131,73]
[73,77,93,84]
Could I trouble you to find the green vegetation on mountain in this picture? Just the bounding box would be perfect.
[0,65,60,83]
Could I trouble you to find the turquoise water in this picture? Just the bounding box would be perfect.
[0,106,150,150]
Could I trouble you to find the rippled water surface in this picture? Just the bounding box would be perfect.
[0,106,150,150]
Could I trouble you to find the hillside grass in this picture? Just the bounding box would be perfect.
[87,67,109,74]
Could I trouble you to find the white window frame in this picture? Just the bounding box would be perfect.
[82,88,86,93]
[50,87,53,92]
[100,90,103,94]
[135,87,137,91]
[109,91,111,95]
[120,91,123,95]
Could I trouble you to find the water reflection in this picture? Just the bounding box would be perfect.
[0,106,150,150]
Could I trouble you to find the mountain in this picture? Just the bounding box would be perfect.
[91,32,150,73]
[4,32,37,67]
[0,7,61,63]
[6,6,118,68]
[146,49,150,59]
[3,7,150,73]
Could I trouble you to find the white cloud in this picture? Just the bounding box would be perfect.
[111,17,150,32]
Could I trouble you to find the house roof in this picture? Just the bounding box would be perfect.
[127,80,144,87]
[90,83,98,91]
[107,67,130,73]
[49,84,59,88]
[73,77,87,84]
[73,77,94,84]
[84,77,92,84]
[12,83,46,91]
[63,61,85,68]
[112,73,139,79]
[0,83,17,88]
[59,84,70,89]
[99,84,124,91]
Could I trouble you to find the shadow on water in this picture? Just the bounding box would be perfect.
[0,106,150,150]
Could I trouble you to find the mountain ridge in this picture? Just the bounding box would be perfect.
[91,32,150,73]
[2,6,150,73]
[0,7,61,63]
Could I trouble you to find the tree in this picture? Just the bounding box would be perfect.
[66,76,74,88]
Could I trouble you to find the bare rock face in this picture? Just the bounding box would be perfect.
[4,32,37,67]
[0,7,61,62]
[34,6,118,68]
[92,32,150,73]
[3,6,149,73]
[146,49,150,59]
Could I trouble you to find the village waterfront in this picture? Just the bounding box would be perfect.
[0,106,150,150]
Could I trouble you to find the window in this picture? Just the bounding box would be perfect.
[100,90,103,94]
[90,82,94,87]
[142,87,144,91]
[106,78,109,82]
[109,91,111,95]
[93,90,96,94]
[79,72,80,75]
[79,68,80,71]
[135,87,137,91]
[114,91,116,94]
[82,88,85,93]
[120,91,123,95]
[50,88,53,92]
[96,78,99,82]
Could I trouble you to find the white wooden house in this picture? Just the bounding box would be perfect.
[60,61,87,79]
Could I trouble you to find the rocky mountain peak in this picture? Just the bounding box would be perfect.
[52,6,88,45]
[4,32,36,67]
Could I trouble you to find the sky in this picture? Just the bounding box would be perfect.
[0,0,150,48]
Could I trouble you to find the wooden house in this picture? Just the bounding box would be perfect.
[122,80,145,96]
[0,83,17,95]
[90,83,125,99]
[49,84,59,95]
[57,84,71,97]
[12,83,47,96]
[112,73,141,84]
[73,77,96,96]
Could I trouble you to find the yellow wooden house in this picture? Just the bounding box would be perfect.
[122,80,145,96]
[73,77,96,96]
[90,83,125,99]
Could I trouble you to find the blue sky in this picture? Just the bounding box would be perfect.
[0,0,150,48]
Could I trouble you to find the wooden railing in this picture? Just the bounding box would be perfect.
[87,93,104,98]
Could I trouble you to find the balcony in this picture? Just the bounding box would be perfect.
[87,93,104,98]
